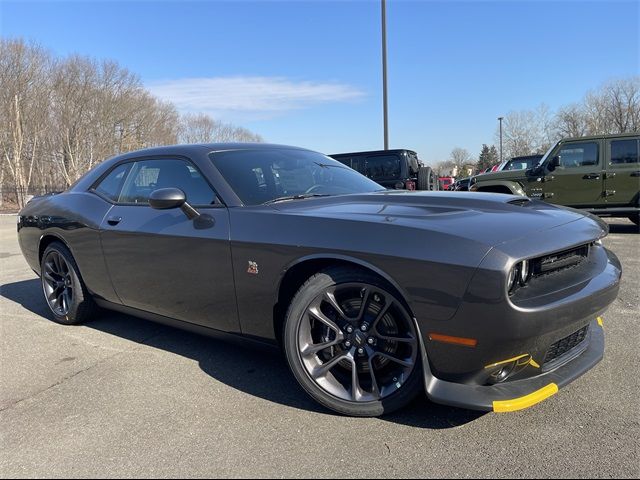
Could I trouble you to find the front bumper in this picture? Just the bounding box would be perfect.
[421,318,604,412]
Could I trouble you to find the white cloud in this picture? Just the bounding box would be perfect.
[147,76,365,121]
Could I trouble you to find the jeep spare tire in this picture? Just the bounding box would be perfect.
[417,166,433,190]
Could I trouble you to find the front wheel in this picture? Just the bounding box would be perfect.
[283,267,423,416]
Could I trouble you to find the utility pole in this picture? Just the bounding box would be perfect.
[498,116,504,163]
[382,0,389,150]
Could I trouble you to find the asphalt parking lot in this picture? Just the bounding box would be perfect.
[0,215,638,478]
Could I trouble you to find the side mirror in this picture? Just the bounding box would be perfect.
[548,156,560,171]
[149,188,200,220]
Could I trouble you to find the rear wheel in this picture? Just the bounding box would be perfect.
[417,166,433,190]
[41,242,96,325]
[284,267,423,417]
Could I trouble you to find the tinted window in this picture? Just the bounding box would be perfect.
[610,139,639,164]
[118,159,216,205]
[558,142,599,168]
[365,155,401,180]
[210,148,383,206]
[94,163,132,202]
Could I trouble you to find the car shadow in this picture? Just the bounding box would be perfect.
[0,278,484,430]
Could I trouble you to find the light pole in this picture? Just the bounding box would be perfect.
[498,116,504,163]
[382,0,389,150]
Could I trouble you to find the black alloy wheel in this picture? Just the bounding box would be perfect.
[40,242,96,325]
[42,249,74,317]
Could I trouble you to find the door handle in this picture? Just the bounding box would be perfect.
[582,173,600,180]
[107,216,122,226]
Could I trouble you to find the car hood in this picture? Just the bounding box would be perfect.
[270,191,604,249]
[475,169,530,182]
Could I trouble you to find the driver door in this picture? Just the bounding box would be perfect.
[96,157,239,333]
[543,140,606,208]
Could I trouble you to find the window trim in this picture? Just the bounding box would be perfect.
[89,155,224,208]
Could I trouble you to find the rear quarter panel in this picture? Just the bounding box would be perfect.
[18,192,120,304]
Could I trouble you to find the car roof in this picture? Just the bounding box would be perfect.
[561,132,639,142]
[109,143,313,160]
[329,149,418,158]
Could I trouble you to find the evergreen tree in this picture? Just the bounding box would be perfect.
[477,144,498,172]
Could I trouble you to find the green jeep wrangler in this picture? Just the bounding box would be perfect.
[469,133,640,225]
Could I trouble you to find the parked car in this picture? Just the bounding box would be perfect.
[452,177,471,191]
[438,176,454,190]
[330,149,438,191]
[470,133,640,225]
[18,143,621,417]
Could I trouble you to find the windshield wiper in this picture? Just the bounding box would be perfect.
[264,193,332,205]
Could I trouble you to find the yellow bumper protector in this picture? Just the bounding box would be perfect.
[493,383,559,413]
[597,317,604,328]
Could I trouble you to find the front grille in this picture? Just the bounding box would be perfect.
[533,244,590,277]
[543,325,590,369]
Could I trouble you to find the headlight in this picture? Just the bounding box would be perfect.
[507,265,518,293]
[508,260,532,294]
[519,260,531,285]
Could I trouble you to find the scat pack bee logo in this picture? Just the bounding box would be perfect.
[247,261,259,275]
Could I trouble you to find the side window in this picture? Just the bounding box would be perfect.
[350,157,366,174]
[118,159,216,206]
[557,142,599,169]
[610,139,639,165]
[94,163,132,202]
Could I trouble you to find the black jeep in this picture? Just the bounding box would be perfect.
[329,149,438,191]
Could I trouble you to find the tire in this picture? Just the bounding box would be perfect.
[431,171,439,191]
[40,242,97,325]
[417,166,433,191]
[283,266,423,417]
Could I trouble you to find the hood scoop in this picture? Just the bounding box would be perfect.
[508,198,532,207]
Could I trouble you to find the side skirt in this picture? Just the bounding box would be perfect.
[94,298,280,354]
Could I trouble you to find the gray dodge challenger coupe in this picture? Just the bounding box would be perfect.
[17,144,622,417]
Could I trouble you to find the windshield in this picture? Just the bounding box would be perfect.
[504,157,541,170]
[210,148,385,205]
[536,143,557,168]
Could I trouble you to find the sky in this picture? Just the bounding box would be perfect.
[1,0,638,165]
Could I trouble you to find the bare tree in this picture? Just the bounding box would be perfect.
[554,78,639,138]
[0,39,52,208]
[496,104,558,160]
[178,113,263,144]
[0,38,265,207]
[448,147,473,176]
[554,103,589,138]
